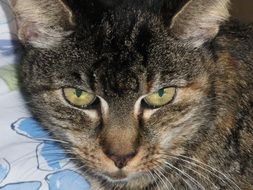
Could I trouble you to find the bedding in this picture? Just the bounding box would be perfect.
[0,1,90,189]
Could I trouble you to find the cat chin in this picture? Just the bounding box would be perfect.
[102,175,129,183]
[95,171,154,190]
[95,170,144,184]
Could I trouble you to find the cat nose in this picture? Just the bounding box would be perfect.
[105,151,137,169]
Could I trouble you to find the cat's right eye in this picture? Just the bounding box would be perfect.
[62,88,97,108]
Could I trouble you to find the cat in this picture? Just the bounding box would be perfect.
[10,0,253,189]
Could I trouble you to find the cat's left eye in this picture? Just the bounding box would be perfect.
[144,87,176,108]
[63,88,96,108]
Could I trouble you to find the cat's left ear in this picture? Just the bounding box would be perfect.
[169,0,230,47]
[9,0,75,49]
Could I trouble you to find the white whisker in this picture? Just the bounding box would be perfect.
[164,161,206,190]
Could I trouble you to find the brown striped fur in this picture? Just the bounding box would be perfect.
[13,0,253,189]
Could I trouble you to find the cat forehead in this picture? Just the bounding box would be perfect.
[29,5,207,94]
[36,27,201,86]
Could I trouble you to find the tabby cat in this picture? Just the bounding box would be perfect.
[10,0,253,189]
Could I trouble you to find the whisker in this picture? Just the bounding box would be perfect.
[154,168,169,190]
[157,167,175,190]
[164,161,206,190]
[152,158,193,189]
[148,170,160,190]
[183,164,217,189]
[176,154,241,190]
[168,155,234,189]
[159,162,194,190]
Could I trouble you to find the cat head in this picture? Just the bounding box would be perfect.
[13,0,230,187]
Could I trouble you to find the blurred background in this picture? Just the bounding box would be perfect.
[231,0,253,23]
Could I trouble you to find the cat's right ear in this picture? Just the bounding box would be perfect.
[169,0,230,48]
[9,0,75,49]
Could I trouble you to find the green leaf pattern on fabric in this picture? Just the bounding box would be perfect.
[0,64,18,92]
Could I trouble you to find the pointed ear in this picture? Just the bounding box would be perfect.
[170,0,230,47]
[9,0,75,49]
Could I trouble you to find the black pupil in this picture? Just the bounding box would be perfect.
[75,89,83,97]
[158,89,165,97]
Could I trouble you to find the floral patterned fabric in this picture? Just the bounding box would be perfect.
[0,1,90,189]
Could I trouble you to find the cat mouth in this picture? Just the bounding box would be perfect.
[105,170,129,182]
[102,170,142,183]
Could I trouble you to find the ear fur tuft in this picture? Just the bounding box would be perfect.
[170,0,230,47]
[9,0,75,49]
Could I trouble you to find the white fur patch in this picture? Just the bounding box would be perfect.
[83,110,99,120]
[134,95,159,120]
[134,96,145,118]
[99,96,109,117]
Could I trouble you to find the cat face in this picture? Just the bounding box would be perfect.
[13,0,230,187]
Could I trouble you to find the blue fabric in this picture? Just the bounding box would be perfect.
[0,118,90,190]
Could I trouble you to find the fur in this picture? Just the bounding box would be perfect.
[12,0,253,189]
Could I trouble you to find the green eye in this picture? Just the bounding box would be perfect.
[144,87,176,108]
[63,88,96,108]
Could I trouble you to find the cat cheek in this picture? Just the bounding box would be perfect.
[83,110,99,120]
[143,109,159,120]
